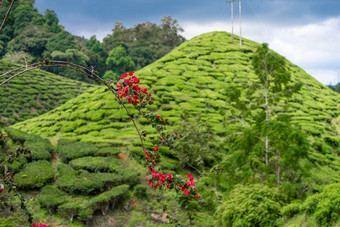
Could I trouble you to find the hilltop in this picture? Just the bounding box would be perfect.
[0,60,95,125]
[13,32,340,147]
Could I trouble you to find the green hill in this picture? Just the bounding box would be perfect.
[13,32,340,147]
[0,60,94,125]
[7,31,340,226]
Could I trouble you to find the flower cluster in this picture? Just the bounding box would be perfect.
[143,145,199,197]
[146,168,199,198]
[144,146,161,166]
[32,223,48,227]
[115,71,153,106]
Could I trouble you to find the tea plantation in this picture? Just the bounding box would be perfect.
[2,32,340,226]
[0,60,94,125]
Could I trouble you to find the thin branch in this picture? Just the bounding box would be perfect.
[0,0,16,33]
[0,66,39,86]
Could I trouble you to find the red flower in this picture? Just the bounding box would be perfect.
[184,189,190,195]
[153,147,159,152]
[167,184,171,189]
[129,71,133,76]
[195,194,199,198]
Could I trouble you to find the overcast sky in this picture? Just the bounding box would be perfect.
[35,0,340,85]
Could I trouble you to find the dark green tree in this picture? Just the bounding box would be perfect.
[220,44,308,192]
[6,24,51,60]
[105,45,135,75]
[43,9,61,33]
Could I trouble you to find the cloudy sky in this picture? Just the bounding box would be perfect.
[34,0,340,85]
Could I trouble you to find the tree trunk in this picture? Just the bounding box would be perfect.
[265,136,269,165]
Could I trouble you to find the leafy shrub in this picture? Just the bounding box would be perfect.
[4,128,26,144]
[216,184,283,227]
[88,184,130,214]
[37,185,68,214]
[56,166,103,194]
[96,146,121,156]
[7,155,27,173]
[58,201,82,223]
[301,183,340,226]
[133,184,148,198]
[281,201,302,218]
[69,156,119,172]
[57,139,98,162]
[14,160,54,189]
[24,135,53,160]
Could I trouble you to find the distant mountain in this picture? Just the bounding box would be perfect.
[0,60,94,125]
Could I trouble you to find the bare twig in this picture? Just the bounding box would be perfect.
[0,0,16,33]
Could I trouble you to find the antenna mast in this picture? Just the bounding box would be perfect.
[231,0,234,43]
[239,0,242,46]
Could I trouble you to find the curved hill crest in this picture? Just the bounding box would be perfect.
[12,32,340,166]
[0,60,95,125]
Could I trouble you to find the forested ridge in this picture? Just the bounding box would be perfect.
[0,0,185,82]
[0,1,340,227]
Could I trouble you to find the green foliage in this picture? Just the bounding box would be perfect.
[133,184,148,198]
[0,60,94,125]
[24,135,53,160]
[37,185,68,213]
[57,139,98,162]
[69,156,119,172]
[106,45,135,75]
[55,164,104,194]
[216,184,283,227]
[88,184,130,213]
[172,115,219,170]
[301,183,340,226]
[14,160,54,189]
[102,70,118,80]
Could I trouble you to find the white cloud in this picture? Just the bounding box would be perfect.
[181,17,340,85]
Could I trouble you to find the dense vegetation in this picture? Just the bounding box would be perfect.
[5,31,339,226]
[0,0,185,82]
[0,60,94,126]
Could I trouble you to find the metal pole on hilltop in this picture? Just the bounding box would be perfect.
[239,0,242,47]
[231,0,234,44]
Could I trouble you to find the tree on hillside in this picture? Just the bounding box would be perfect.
[43,9,61,33]
[103,17,185,70]
[220,44,309,193]
[106,45,135,75]
[6,24,52,61]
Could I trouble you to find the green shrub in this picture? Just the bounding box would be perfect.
[58,201,82,223]
[4,128,26,144]
[37,185,68,214]
[88,184,130,214]
[216,184,283,227]
[281,201,302,218]
[24,135,53,160]
[57,139,97,162]
[301,183,340,226]
[14,160,54,189]
[69,156,120,172]
[7,155,27,173]
[133,184,148,198]
[96,146,121,156]
[0,219,15,227]
[56,167,103,194]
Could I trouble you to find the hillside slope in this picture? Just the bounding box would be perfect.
[0,60,94,125]
[13,32,340,166]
